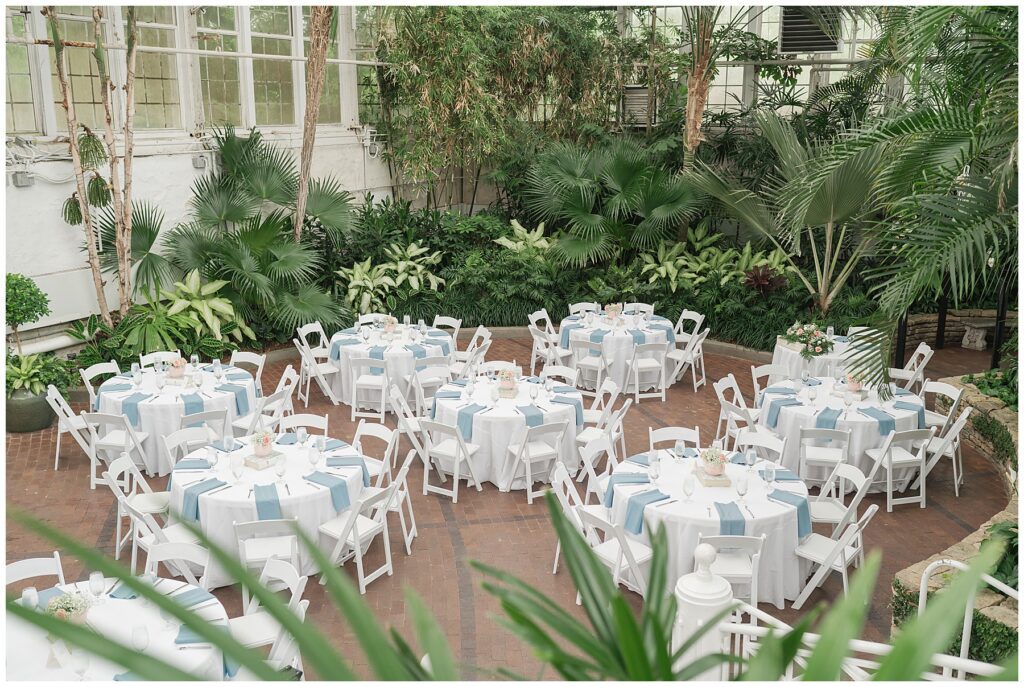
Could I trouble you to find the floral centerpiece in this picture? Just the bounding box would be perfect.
[846,371,865,392]
[383,315,397,334]
[497,369,518,399]
[168,357,186,379]
[604,303,623,319]
[699,447,727,476]
[782,322,834,360]
[46,592,90,623]
[252,430,275,457]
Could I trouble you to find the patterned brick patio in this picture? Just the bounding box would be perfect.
[5,338,1008,679]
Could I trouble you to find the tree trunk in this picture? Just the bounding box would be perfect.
[646,7,657,135]
[45,6,112,326]
[92,7,130,314]
[293,6,334,241]
[682,11,715,173]
[121,7,138,305]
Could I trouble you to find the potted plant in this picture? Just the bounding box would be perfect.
[6,353,71,432]
[6,273,51,354]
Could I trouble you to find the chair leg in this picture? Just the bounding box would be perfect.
[552,540,561,575]
[54,430,62,471]
[354,544,367,595]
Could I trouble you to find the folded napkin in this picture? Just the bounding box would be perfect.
[602,473,650,508]
[815,406,842,430]
[892,386,914,397]
[175,624,240,678]
[517,404,544,428]
[341,327,358,335]
[305,471,351,511]
[550,395,584,426]
[276,433,298,445]
[588,329,609,356]
[628,329,647,346]
[254,483,283,520]
[36,586,64,610]
[649,323,676,344]
[858,406,895,435]
[428,328,447,337]
[434,390,462,399]
[680,447,699,458]
[729,452,748,464]
[768,489,811,539]
[211,437,243,452]
[406,344,427,369]
[551,384,577,394]
[169,586,216,609]
[760,468,802,482]
[108,576,155,600]
[174,459,211,471]
[94,383,132,410]
[113,672,142,681]
[457,403,487,440]
[564,314,581,321]
[651,315,670,322]
[832,335,850,343]
[624,489,670,534]
[120,392,151,427]
[226,372,250,382]
[215,383,250,416]
[181,392,205,422]
[329,338,361,361]
[766,397,803,428]
[626,452,650,466]
[524,376,542,384]
[368,346,386,375]
[324,438,347,451]
[715,502,746,536]
[559,323,583,349]
[894,401,926,429]
[762,386,797,397]
[448,378,468,387]
[425,338,451,356]
[805,377,822,386]
[326,456,371,487]
[181,479,226,522]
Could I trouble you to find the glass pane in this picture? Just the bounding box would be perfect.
[251,6,291,36]
[5,12,37,133]
[200,55,241,126]
[197,6,235,31]
[252,33,294,125]
[357,65,380,126]
[49,17,110,131]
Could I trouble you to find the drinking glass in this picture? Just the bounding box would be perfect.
[745,449,757,470]
[131,362,140,376]
[206,446,219,468]
[21,586,38,609]
[297,428,308,446]
[307,446,319,469]
[132,370,142,388]
[808,386,818,403]
[275,456,287,481]
[801,370,809,385]
[490,387,499,405]
[673,440,686,460]
[131,625,149,652]
[649,456,660,483]
[764,460,777,486]
[682,474,696,502]
[404,315,411,326]
[71,652,89,680]
[89,571,105,603]
[155,374,166,391]
[826,325,835,338]
[192,371,203,388]
[843,392,855,418]
[735,472,749,502]
[230,455,244,481]
[529,385,538,402]
[214,367,224,383]
[317,436,326,453]
[190,354,199,369]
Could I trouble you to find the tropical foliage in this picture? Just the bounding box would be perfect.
[161,269,256,344]
[5,273,50,353]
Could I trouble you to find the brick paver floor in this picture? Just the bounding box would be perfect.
[5,338,1009,679]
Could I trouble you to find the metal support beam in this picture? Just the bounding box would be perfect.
[894,312,908,368]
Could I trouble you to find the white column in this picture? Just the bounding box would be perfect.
[673,543,734,681]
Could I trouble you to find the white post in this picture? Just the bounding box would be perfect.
[673,544,734,681]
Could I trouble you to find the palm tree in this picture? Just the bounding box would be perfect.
[524,139,703,267]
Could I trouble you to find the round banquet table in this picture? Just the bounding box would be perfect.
[7,576,227,681]
[557,313,676,390]
[96,365,258,476]
[770,335,852,382]
[328,326,453,407]
[757,377,925,484]
[431,376,583,490]
[610,451,810,609]
[168,434,370,588]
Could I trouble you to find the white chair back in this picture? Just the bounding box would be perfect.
[649,426,700,451]
[528,309,556,337]
[674,309,706,339]
[735,429,787,463]
[81,361,121,409]
[750,363,783,399]
[540,364,579,387]
[478,360,520,377]
[297,321,329,354]
[431,316,462,348]
[162,427,214,468]
[278,413,329,436]
[578,507,648,596]
[568,302,600,316]
[624,302,654,315]
[923,380,964,436]
[6,552,65,586]
[180,409,229,438]
[139,350,181,368]
[247,557,307,616]
[230,351,266,393]
[145,541,209,589]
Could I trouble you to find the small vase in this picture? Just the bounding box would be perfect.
[168,365,184,379]
[702,461,725,477]
[847,379,863,392]
[254,442,272,458]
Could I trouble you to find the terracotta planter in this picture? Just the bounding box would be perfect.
[6,389,55,433]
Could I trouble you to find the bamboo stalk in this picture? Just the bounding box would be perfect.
[44,6,112,326]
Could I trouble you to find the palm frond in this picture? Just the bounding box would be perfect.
[238,146,298,206]
[189,173,260,228]
[303,176,356,239]
[270,283,346,332]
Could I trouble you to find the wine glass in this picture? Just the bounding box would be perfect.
[230,455,244,482]
[190,354,200,369]
[489,386,499,405]
[735,472,749,502]
[131,624,149,652]
[155,373,166,392]
[745,449,757,470]
[529,385,539,402]
[20,586,38,609]
[682,473,696,502]
[71,652,89,681]
[801,370,809,385]
[649,454,661,483]
[206,445,219,468]
[297,428,308,447]
[673,440,686,461]
[826,325,835,338]
[132,370,142,388]
[275,455,287,482]
[192,371,203,388]
[131,362,141,376]
[307,446,319,470]
[88,571,105,604]
[843,391,855,418]
[764,460,777,487]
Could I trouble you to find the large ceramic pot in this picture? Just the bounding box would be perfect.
[6,389,55,433]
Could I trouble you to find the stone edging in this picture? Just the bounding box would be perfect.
[935,375,1018,490]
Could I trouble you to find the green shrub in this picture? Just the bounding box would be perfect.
[963,369,1018,411]
[984,520,1018,589]
[969,411,1018,468]
[5,353,75,397]
[6,273,51,353]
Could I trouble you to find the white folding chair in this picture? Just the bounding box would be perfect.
[296,321,330,361]
[450,340,491,379]
[667,328,709,391]
[673,309,706,346]
[388,384,426,458]
[578,435,620,506]
[810,462,876,535]
[230,351,267,396]
[569,338,612,397]
[735,429,787,464]
[568,302,600,316]
[528,325,563,375]
[46,384,92,471]
[914,406,974,497]
[410,365,452,417]
[540,364,579,387]
[318,470,406,594]
[922,380,964,436]
[179,408,229,439]
[478,360,520,377]
[864,427,937,512]
[549,463,602,574]
[228,558,307,650]
[357,312,389,326]
[278,413,329,437]
[889,342,933,395]
[261,365,300,419]
[624,302,654,316]
[419,419,482,503]
[751,363,785,400]
[350,356,389,422]
[120,494,200,575]
[431,315,462,352]
[626,342,670,403]
[798,428,851,485]
[83,411,150,487]
[453,325,491,365]
[649,426,700,452]
[294,338,340,406]
[578,508,651,598]
[231,384,291,437]
[351,419,397,485]
[6,552,65,587]
[712,374,759,444]
[792,505,879,610]
[696,533,766,610]
[582,380,620,426]
[233,518,301,609]
[103,453,170,560]
[80,360,121,410]
[161,427,215,470]
[529,308,557,339]
[719,400,762,452]
[506,420,569,504]
[139,350,181,368]
[145,541,210,590]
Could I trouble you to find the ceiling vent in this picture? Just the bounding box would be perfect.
[779,7,841,54]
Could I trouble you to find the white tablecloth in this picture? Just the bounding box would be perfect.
[757,378,924,483]
[328,327,453,408]
[7,577,227,680]
[431,377,582,490]
[168,436,366,588]
[770,336,851,381]
[611,452,810,608]
[97,366,258,476]
[558,314,674,389]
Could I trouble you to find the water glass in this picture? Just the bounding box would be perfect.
[683,474,696,501]
[745,449,757,469]
[206,446,219,467]
[190,354,199,369]
[764,460,777,485]
[131,625,150,652]
[673,440,686,460]
[21,586,38,609]
[735,472,749,501]
[307,446,319,469]
[88,571,105,602]
[132,371,142,388]
[649,456,661,482]
[275,456,287,480]
[230,455,244,481]
[131,362,140,376]
[529,385,538,401]
[155,373,166,391]
[801,370,809,384]
[808,387,818,403]
[71,652,89,680]
[192,371,203,388]
[826,325,835,338]
[297,428,308,446]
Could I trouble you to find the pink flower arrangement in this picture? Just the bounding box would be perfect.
[783,322,834,361]
[252,430,275,457]
[604,303,623,318]
[699,448,727,476]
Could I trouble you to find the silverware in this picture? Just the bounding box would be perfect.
[284,484,291,495]
[247,488,253,498]
[706,506,712,517]
[205,484,232,496]
[744,505,756,519]
[654,499,678,509]
[178,644,213,651]
[304,479,326,490]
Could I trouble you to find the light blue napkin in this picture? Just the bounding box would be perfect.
[517,404,544,428]
[276,433,298,445]
[892,387,914,397]
[226,372,250,382]
[434,390,462,399]
[551,384,577,394]
[94,383,132,410]
[762,386,797,397]
[175,619,240,677]
[624,489,670,534]
[805,377,822,386]
[368,346,386,375]
[768,490,812,539]
[715,502,746,535]
[329,338,361,361]
[626,452,650,466]
[651,315,670,323]
[560,323,583,349]
[113,671,142,680]
[564,314,581,321]
[108,575,155,600]
[457,403,487,440]
[766,397,803,428]
[524,376,542,384]
[305,471,351,511]
[36,586,64,610]
[324,438,347,451]
[729,452,748,464]
[760,468,802,482]
[832,335,850,343]
[326,456,371,487]
[449,378,468,387]
[815,407,842,430]
[181,392,204,422]
[603,473,650,508]
[254,484,283,520]
[406,344,427,369]
[551,395,584,426]
[174,459,211,470]
[211,437,242,452]
[858,406,895,435]
[181,479,226,522]
[215,383,249,416]
[894,401,926,429]
[169,587,215,609]
[428,328,447,337]
[340,327,357,335]
[425,338,451,356]
[588,328,609,356]
[120,392,151,427]
[649,323,676,344]
[628,329,646,346]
